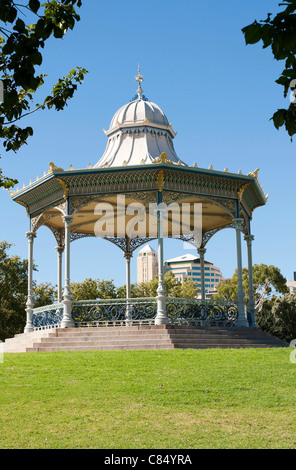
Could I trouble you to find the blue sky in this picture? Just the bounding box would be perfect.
[1,0,295,288]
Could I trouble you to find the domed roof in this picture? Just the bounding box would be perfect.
[94,69,186,168]
[109,99,170,130]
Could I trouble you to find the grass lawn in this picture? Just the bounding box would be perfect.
[0,347,295,449]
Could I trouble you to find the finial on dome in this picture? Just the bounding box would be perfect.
[135,65,144,100]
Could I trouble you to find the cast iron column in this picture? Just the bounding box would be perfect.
[124,251,133,324]
[56,246,64,303]
[24,231,36,333]
[233,218,248,327]
[61,215,75,328]
[197,247,206,301]
[155,191,169,325]
[244,234,256,327]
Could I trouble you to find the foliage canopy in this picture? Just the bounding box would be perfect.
[242,0,296,138]
[0,0,87,188]
[214,263,288,310]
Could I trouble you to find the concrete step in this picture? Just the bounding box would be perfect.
[170,334,286,344]
[27,343,175,352]
[39,333,171,343]
[173,343,279,349]
[26,342,280,352]
[46,326,167,337]
[3,325,289,352]
[33,336,283,349]
[33,339,172,348]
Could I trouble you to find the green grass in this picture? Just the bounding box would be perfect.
[0,348,296,449]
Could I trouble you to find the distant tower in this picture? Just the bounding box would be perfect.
[137,244,158,283]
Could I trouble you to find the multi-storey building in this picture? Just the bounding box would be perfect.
[164,253,224,296]
[287,273,296,293]
[137,244,158,283]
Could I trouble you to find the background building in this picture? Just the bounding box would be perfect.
[164,254,224,297]
[137,244,158,284]
[287,272,296,293]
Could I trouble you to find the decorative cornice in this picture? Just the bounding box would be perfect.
[17,200,29,216]
[48,162,64,173]
[104,121,176,139]
[156,169,165,192]
[56,178,69,199]
[153,152,173,164]
[237,182,251,203]
[247,168,259,178]
[11,165,266,219]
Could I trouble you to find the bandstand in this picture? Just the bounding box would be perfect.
[9,69,268,336]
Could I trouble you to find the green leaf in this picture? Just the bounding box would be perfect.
[31,51,43,66]
[29,0,41,14]
[0,5,17,23]
[242,22,263,45]
[261,24,272,48]
[13,18,26,34]
[272,109,287,129]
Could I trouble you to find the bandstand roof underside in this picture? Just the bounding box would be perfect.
[10,160,267,251]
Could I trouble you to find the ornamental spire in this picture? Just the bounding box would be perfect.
[135,65,144,100]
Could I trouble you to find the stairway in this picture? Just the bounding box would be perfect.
[3,324,289,353]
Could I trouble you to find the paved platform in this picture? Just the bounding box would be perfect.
[2,325,289,352]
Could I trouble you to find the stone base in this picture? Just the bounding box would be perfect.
[2,325,289,353]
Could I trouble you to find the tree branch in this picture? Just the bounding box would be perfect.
[2,97,55,125]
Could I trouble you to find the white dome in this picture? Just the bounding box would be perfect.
[94,70,186,169]
[110,99,170,129]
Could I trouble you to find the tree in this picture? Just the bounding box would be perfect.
[214,276,241,301]
[170,278,199,299]
[0,0,88,188]
[70,278,118,301]
[257,293,296,342]
[96,279,118,299]
[242,0,296,138]
[255,297,277,336]
[252,263,288,311]
[0,241,61,339]
[270,293,296,342]
[0,240,27,340]
[133,271,199,299]
[136,271,180,298]
[33,281,57,308]
[116,283,138,299]
[135,281,152,298]
[71,278,100,301]
[215,264,288,310]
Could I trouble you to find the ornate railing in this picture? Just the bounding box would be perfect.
[71,298,157,325]
[166,298,238,326]
[32,298,239,329]
[71,297,238,327]
[32,303,64,329]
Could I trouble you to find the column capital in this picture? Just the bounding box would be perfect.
[25,231,36,240]
[233,218,244,230]
[123,252,133,260]
[55,246,64,254]
[62,215,73,226]
[244,234,255,243]
[197,247,206,255]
